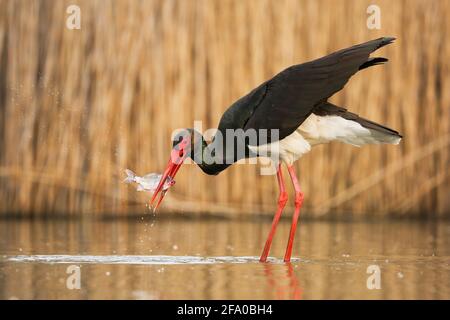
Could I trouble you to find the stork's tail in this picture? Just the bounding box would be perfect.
[314,102,403,145]
[355,117,402,145]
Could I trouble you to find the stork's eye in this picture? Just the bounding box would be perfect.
[179,149,184,157]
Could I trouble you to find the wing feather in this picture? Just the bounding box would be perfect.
[241,37,395,144]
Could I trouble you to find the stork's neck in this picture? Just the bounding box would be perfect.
[192,132,231,175]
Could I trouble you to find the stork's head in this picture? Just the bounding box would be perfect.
[149,128,204,212]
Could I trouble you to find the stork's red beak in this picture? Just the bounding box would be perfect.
[149,137,190,212]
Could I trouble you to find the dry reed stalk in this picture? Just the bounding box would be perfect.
[0,0,448,218]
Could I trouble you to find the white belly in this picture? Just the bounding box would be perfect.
[248,113,401,165]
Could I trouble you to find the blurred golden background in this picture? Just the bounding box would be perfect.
[0,0,449,218]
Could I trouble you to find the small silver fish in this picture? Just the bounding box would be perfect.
[123,169,175,192]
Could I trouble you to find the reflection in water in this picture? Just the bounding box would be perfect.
[264,263,302,299]
[0,217,449,299]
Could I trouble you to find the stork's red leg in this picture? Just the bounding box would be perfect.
[284,165,304,262]
[260,164,288,262]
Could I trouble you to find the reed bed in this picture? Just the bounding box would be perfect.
[0,0,448,218]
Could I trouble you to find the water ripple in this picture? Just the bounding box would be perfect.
[3,255,302,265]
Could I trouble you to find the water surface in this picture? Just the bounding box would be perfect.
[0,217,449,299]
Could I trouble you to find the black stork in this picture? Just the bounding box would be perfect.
[149,37,402,263]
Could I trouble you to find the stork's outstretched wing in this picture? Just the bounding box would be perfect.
[220,37,395,144]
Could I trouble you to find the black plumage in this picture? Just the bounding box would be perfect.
[178,37,401,175]
[218,37,396,144]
